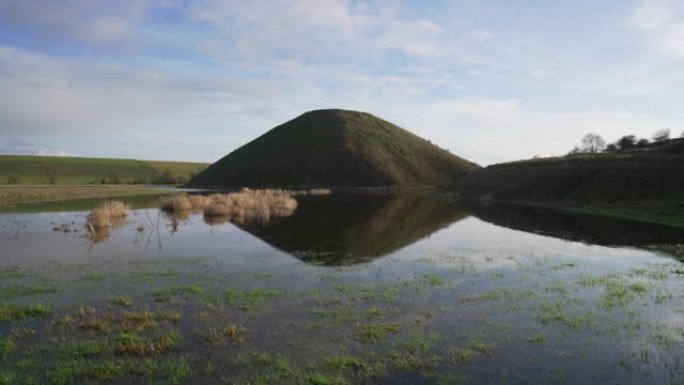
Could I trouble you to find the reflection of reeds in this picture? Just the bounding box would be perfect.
[160,188,323,226]
[86,200,129,242]
[296,188,331,196]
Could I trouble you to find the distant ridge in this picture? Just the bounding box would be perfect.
[188,109,480,188]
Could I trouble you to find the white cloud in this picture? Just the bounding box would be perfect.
[395,98,684,164]
[187,0,443,62]
[632,0,684,58]
[0,46,282,137]
[35,148,79,157]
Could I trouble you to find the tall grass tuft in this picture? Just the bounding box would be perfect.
[160,195,192,214]
[86,200,129,241]
[203,189,298,225]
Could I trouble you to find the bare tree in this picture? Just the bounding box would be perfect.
[580,133,606,154]
[652,129,671,143]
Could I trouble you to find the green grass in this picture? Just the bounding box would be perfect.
[0,337,15,358]
[0,154,206,185]
[107,296,133,308]
[0,303,53,323]
[224,288,281,309]
[354,323,400,342]
[1,283,62,298]
[188,109,480,188]
[154,285,206,302]
[0,185,173,208]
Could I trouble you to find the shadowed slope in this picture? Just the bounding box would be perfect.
[189,109,480,188]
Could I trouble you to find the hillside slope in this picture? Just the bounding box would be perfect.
[0,155,207,185]
[188,109,480,188]
[458,144,684,226]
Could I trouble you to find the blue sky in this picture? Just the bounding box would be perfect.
[0,0,683,165]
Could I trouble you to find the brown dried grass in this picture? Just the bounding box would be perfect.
[203,189,298,225]
[86,200,129,241]
[159,188,328,226]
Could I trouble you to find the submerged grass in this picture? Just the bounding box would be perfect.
[224,288,281,309]
[0,303,52,323]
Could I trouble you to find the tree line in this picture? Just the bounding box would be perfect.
[568,129,682,156]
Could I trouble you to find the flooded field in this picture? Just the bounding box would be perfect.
[2,193,684,384]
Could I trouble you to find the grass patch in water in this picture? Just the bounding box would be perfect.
[46,354,192,385]
[537,302,594,330]
[154,285,205,302]
[323,355,367,371]
[0,337,15,358]
[460,288,538,303]
[602,281,649,309]
[354,323,400,343]
[64,340,110,358]
[1,283,62,298]
[224,288,282,309]
[107,295,133,308]
[0,303,52,323]
[63,307,181,334]
[114,330,182,356]
[421,274,446,286]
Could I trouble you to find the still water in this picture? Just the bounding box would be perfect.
[1,193,684,384]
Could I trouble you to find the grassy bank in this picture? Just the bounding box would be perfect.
[0,186,175,208]
[0,155,207,185]
[458,148,684,227]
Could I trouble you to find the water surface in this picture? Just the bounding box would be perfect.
[1,193,683,384]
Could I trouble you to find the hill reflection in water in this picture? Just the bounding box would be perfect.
[233,192,469,265]
[465,201,684,249]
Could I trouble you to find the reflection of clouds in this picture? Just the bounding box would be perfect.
[407,251,520,272]
[394,216,679,275]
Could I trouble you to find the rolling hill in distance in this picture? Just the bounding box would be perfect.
[188,109,480,188]
[0,155,207,185]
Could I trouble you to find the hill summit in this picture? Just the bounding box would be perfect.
[189,109,480,188]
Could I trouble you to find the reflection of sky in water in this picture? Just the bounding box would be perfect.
[0,203,677,271]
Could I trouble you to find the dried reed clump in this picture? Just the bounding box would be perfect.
[203,188,298,225]
[86,200,129,241]
[159,188,328,226]
[160,194,211,214]
[187,194,211,210]
[160,195,192,213]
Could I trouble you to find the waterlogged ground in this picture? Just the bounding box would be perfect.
[1,194,684,384]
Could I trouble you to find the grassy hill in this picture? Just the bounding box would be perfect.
[0,155,207,185]
[188,109,480,188]
[458,139,684,226]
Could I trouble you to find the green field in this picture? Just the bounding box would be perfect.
[0,155,208,185]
